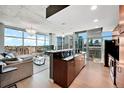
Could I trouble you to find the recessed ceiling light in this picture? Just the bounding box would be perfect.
[95,26,99,28]
[93,19,99,23]
[91,5,97,10]
[61,23,66,25]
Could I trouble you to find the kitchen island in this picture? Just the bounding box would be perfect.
[46,49,86,87]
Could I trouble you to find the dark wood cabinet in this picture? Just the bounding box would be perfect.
[53,59,68,87]
[67,59,75,86]
[75,54,85,76]
[47,49,85,88]
[116,63,124,87]
[112,5,124,87]
[116,36,124,87]
[53,54,85,88]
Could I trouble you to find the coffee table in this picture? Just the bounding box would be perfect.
[33,56,46,66]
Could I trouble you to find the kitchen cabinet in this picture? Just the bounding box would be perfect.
[48,49,85,87]
[112,5,124,87]
[119,5,124,25]
[116,63,124,87]
[116,36,124,87]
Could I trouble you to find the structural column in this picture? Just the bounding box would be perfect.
[0,23,5,53]
[49,33,57,50]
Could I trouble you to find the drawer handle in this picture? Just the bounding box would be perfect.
[117,66,121,73]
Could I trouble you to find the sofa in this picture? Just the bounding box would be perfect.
[0,53,33,88]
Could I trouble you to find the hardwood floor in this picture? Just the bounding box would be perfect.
[69,62,116,88]
[16,62,116,88]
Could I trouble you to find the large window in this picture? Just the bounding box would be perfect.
[24,32,36,46]
[88,38,101,46]
[77,32,87,51]
[78,32,87,39]
[102,31,112,40]
[37,34,45,40]
[24,39,36,46]
[4,28,49,46]
[37,34,45,46]
[57,37,63,50]
[37,34,49,46]
[5,28,23,37]
[4,28,23,46]
[5,37,23,46]
[45,35,49,45]
[24,32,36,39]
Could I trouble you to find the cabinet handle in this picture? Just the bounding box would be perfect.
[117,66,121,73]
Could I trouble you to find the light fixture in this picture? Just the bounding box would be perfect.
[26,24,36,35]
[62,32,65,37]
[93,19,99,23]
[91,5,97,10]
[26,28,36,35]
[61,22,66,25]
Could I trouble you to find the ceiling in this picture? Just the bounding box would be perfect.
[47,5,119,35]
[0,5,119,35]
[46,5,69,18]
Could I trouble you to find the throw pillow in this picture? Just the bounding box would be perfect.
[0,61,7,67]
[1,52,8,57]
[0,54,4,60]
[5,52,16,58]
[0,52,18,62]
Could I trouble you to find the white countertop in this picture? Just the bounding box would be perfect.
[63,54,82,61]
[46,49,73,53]
[63,56,74,61]
[81,51,86,54]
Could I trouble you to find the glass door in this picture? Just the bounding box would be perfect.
[76,32,87,52]
[88,38,102,62]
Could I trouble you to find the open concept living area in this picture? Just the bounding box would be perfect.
[0,5,124,88]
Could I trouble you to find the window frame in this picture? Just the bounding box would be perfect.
[4,27,49,47]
